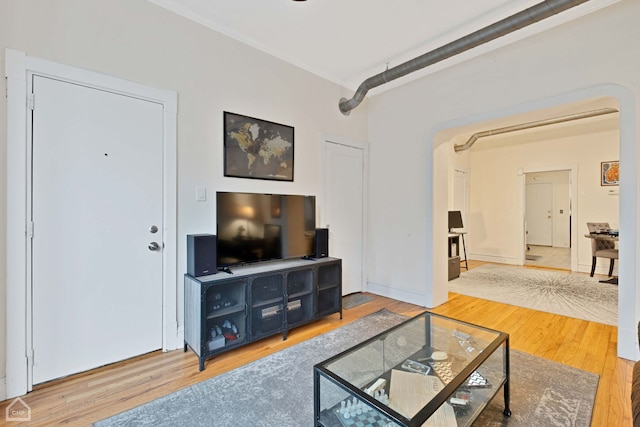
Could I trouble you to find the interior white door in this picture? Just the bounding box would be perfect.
[31,75,164,384]
[452,169,469,227]
[324,141,364,295]
[525,182,554,246]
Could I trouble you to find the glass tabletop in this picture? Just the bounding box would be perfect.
[314,311,509,427]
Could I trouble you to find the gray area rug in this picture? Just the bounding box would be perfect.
[342,293,374,309]
[449,264,617,326]
[95,309,598,427]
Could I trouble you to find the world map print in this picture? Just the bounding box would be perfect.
[224,112,294,181]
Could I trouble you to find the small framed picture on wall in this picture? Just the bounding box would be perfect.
[601,160,619,186]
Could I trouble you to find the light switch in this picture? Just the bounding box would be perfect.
[196,186,206,202]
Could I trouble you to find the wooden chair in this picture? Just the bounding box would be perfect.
[586,222,618,277]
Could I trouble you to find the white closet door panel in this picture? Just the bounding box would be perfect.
[324,142,364,295]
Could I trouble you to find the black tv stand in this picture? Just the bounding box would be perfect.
[184,257,342,370]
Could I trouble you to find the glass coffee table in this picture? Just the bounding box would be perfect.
[314,311,510,427]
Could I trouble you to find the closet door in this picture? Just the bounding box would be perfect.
[324,141,364,295]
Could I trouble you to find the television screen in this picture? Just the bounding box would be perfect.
[448,211,464,230]
[216,192,316,267]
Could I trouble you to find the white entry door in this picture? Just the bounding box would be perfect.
[31,75,164,384]
[324,141,364,295]
[525,182,554,246]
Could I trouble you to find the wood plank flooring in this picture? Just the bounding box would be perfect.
[0,260,634,426]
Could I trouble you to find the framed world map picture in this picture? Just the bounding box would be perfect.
[223,112,294,181]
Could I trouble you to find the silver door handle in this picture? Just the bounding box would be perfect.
[148,242,160,251]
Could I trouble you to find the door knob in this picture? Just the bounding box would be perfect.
[148,242,160,251]
[149,225,158,234]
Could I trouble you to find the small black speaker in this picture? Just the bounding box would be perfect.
[187,234,217,276]
[314,228,329,258]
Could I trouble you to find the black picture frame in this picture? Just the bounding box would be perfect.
[223,111,294,181]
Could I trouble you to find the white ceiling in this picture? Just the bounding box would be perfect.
[147,0,618,96]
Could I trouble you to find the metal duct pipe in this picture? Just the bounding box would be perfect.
[338,0,591,115]
[453,107,618,152]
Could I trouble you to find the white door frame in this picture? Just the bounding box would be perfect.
[5,49,179,398]
[518,164,577,271]
[320,134,368,293]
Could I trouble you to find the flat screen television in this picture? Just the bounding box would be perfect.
[216,192,316,267]
[448,210,464,231]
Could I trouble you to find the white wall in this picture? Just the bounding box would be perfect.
[467,125,618,272]
[0,0,368,391]
[366,0,639,359]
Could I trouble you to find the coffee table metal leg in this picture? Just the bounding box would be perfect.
[503,338,512,417]
[503,379,512,417]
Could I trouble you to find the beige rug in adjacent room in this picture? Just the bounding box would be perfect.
[449,264,617,326]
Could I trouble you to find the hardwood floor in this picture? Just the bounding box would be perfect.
[0,260,633,426]
[525,245,571,270]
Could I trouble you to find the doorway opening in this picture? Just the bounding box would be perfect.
[437,90,631,358]
[524,170,572,270]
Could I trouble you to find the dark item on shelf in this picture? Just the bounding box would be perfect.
[448,256,460,280]
[210,325,222,339]
[207,298,237,312]
[465,371,491,388]
[221,320,239,340]
[401,359,431,375]
[254,283,282,302]
[448,210,464,231]
[222,330,238,340]
[314,228,329,258]
[187,234,217,277]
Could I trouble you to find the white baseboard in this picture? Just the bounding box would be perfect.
[577,263,618,277]
[164,325,183,352]
[366,281,429,307]
[618,324,637,361]
[469,253,520,266]
[174,326,184,350]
